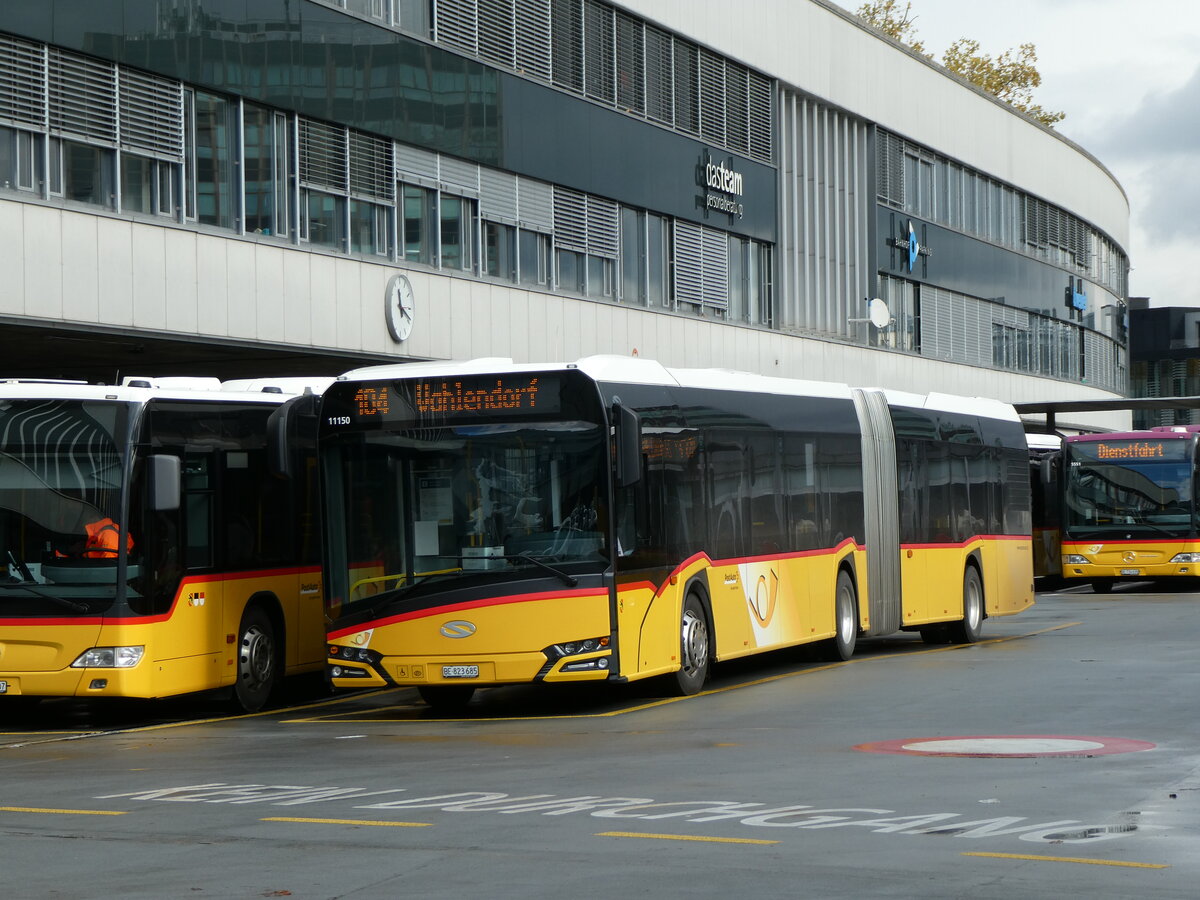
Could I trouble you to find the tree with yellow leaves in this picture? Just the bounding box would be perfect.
[856,0,1065,127]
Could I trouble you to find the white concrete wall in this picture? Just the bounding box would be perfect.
[0,197,1126,428]
[619,0,1130,251]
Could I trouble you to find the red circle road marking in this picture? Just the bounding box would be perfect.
[853,735,1157,758]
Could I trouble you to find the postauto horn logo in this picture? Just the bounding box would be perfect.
[440,620,477,638]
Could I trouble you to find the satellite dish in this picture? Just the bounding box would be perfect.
[868,298,892,329]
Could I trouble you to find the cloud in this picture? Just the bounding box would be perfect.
[1091,63,1200,159]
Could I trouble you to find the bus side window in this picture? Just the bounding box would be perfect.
[184,453,213,569]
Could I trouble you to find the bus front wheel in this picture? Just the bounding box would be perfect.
[232,605,279,713]
[671,593,710,696]
[948,566,984,644]
[1091,579,1114,594]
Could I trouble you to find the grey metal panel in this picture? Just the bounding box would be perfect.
[395,143,438,184]
[438,154,480,196]
[852,388,900,636]
[480,167,518,224]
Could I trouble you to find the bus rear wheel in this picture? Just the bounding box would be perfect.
[948,566,984,644]
[232,605,279,713]
[817,571,858,661]
[418,685,476,712]
[670,593,710,696]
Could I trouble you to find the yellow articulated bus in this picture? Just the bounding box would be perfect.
[319,357,1033,709]
[1060,426,1200,592]
[0,376,328,712]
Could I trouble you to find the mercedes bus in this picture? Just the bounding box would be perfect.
[0,376,327,712]
[318,357,1034,709]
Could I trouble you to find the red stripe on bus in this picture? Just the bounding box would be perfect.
[0,565,322,627]
[327,587,607,639]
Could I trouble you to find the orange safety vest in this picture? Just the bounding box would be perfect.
[83,518,134,559]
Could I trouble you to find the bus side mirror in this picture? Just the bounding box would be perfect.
[149,454,181,511]
[1040,457,1054,485]
[268,392,321,479]
[615,402,642,488]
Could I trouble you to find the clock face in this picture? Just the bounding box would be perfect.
[385,273,414,343]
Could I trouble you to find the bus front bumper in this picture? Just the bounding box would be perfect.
[327,649,614,692]
[1062,562,1199,580]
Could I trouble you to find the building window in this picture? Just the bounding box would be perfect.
[395,0,432,36]
[50,138,114,209]
[401,183,435,265]
[350,199,391,256]
[587,254,614,298]
[243,105,290,238]
[191,90,237,228]
[484,221,517,282]
[0,126,40,194]
[120,154,176,216]
[518,230,550,286]
[556,247,585,294]
[301,189,346,250]
[439,194,476,272]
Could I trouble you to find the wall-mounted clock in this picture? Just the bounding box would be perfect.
[385,273,415,343]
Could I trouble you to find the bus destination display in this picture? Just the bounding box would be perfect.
[1072,439,1189,462]
[353,386,390,417]
[412,375,559,418]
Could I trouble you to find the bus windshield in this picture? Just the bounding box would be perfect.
[0,398,129,615]
[1064,439,1195,538]
[324,420,610,619]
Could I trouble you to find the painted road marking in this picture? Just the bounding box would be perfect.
[285,621,1083,725]
[0,806,126,816]
[597,831,777,845]
[855,735,1157,758]
[262,816,431,828]
[963,851,1168,869]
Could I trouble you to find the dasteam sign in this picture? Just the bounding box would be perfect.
[698,151,745,219]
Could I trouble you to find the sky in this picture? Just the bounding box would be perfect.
[832,0,1200,306]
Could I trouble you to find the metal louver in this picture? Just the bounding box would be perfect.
[48,48,116,144]
[478,0,516,68]
[585,195,618,258]
[644,25,673,125]
[349,131,394,200]
[583,0,614,103]
[551,0,583,91]
[698,49,725,145]
[299,118,348,191]
[673,221,730,309]
[118,68,184,159]
[514,0,552,80]
[672,40,698,135]
[724,62,749,154]
[615,12,644,114]
[553,186,587,252]
[437,0,479,55]
[876,128,904,206]
[0,35,46,128]
[747,72,772,163]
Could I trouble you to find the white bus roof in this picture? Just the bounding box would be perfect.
[337,356,856,401]
[0,376,331,405]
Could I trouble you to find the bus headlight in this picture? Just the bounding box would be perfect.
[1170,553,1200,563]
[72,646,144,668]
[546,636,610,659]
[1064,554,1090,564]
[327,644,380,665]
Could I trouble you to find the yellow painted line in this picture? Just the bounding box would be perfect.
[597,830,777,845]
[286,622,1083,724]
[963,851,1168,869]
[262,816,431,828]
[0,806,126,816]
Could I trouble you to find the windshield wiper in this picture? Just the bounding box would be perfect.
[503,551,578,588]
[2,581,89,613]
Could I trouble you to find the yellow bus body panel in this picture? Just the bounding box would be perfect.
[330,589,611,689]
[902,538,1033,626]
[0,567,323,700]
